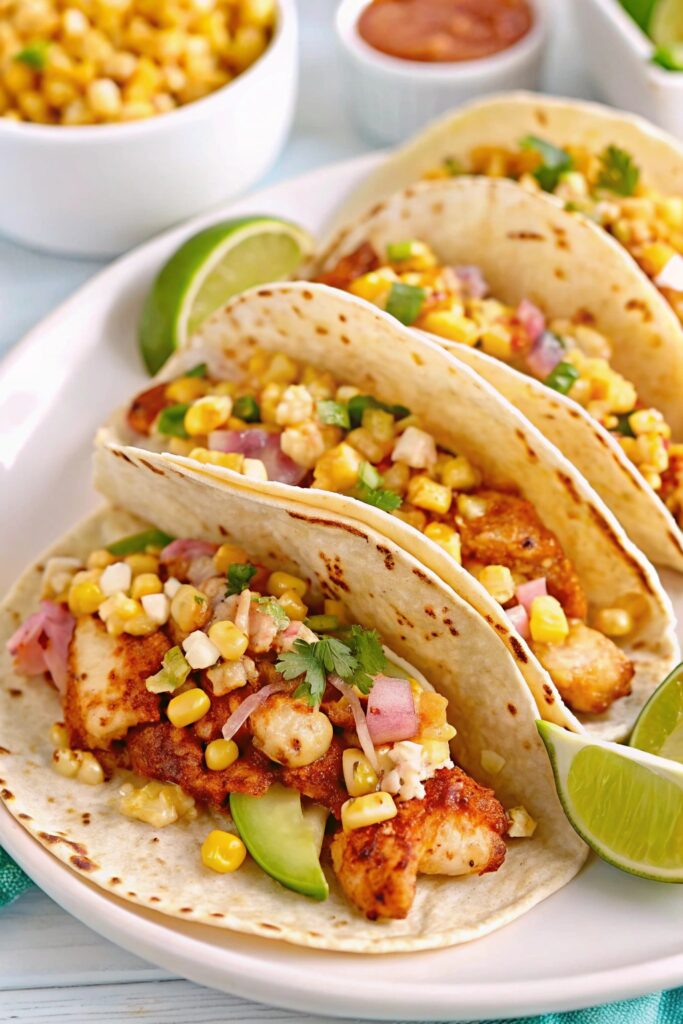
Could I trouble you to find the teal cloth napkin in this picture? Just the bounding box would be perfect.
[0,844,680,1022]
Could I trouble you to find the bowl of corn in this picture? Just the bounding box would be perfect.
[0,0,297,256]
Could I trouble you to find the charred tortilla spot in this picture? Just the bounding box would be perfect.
[556,471,581,505]
[431,202,444,215]
[509,636,528,663]
[506,230,545,241]
[150,896,161,903]
[302,289,313,300]
[1,789,13,800]
[256,288,272,297]
[70,855,97,871]
[210,911,224,917]
[179,907,193,913]
[18,813,31,820]
[339,313,347,323]
[315,325,328,336]
[0,747,9,755]
[341,334,351,345]
[411,352,424,366]
[8,689,23,697]
[260,922,282,931]
[424,606,436,619]
[412,567,428,582]
[574,309,595,326]
[376,544,395,570]
[139,458,165,477]
[218,524,228,536]
[287,510,366,539]
[39,832,87,855]
[507,703,518,716]
[514,428,538,462]
[553,268,566,280]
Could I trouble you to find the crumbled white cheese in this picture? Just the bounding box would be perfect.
[141,593,170,625]
[164,577,182,599]
[100,561,132,596]
[507,805,537,838]
[98,592,129,622]
[380,740,452,802]
[275,384,314,426]
[480,749,506,776]
[41,557,81,599]
[182,629,220,670]
[243,458,268,481]
[391,426,437,470]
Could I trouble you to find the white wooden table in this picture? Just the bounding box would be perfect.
[0,1,591,1018]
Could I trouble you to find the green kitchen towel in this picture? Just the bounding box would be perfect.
[0,846,32,905]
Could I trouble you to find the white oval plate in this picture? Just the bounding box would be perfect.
[1,154,683,1021]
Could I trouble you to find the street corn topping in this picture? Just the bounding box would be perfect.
[52,747,104,785]
[119,780,195,827]
[0,0,277,125]
[201,829,246,873]
[318,239,680,521]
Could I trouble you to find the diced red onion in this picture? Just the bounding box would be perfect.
[234,589,252,634]
[366,675,419,745]
[276,620,318,652]
[453,265,488,299]
[160,539,217,564]
[655,253,683,292]
[329,675,378,772]
[187,556,219,586]
[7,600,75,694]
[515,577,547,613]
[525,331,565,379]
[516,299,546,343]
[209,429,306,485]
[221,680,287,740]
[506,604,530,640]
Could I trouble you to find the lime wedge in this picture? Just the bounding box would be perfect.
[630,662,683,761]
[139,216,314,375]
[650,0,683,45]
[620,0,658,31]
[652,43,683,69]
[538,721,683,881]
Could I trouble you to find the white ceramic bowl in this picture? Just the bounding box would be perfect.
[575,0,683,140]
[335,0,546,146]
[0,0,297,258]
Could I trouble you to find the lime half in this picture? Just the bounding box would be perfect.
[139,216,314,374]
[538,721,683,882]
[630,662,683,761]
[620,0,658,32]
[650,0,683,45]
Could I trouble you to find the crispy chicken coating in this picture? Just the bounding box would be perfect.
[532,620,634,714]
[458,489,588,619]
[281,736,347,818]
[64,616,166,750]
[330,767,507,920]
[126,382,169,436]
[316,241,380,290]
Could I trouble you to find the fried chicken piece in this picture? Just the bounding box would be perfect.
[458,489,588,619]
[64,616,166,750]
[315,241,380,290]
[126,382,169,436]
[127,723,275,805]
[320,685,355,731]
[330,767,507,920]
[282,736,347,818]
[532,620,634,714]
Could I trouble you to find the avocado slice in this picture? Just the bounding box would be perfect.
[229,785,330,901]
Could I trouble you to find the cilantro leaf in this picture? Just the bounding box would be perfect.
[520,135,573,192]
[226,562,257,596]
[185,362,208,378]
[347,394,410,428]
[156,402,190,438]
[354,463,403,512]
[346,626,387,694]
[317,399,350,429]
[15,40,49,70]
[276,637,358,706]
[253,595,289,630]
[596,145,640,197]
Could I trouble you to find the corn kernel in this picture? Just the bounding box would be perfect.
[131,573,163,599]
[342,748,378,796]
[201,829,246,873]
[189,447,244,472]
[68,580,105,616]
[184,395,232,436]
[278,589,308,621]
[422,739,452,766]
[456,494,488,520]
[423,521,462,562]
[324,599,349,624]
[312,442,363,491]
[87,548,116,569]
[420,310,480,346]
[593,607,634,637]
[382,461,410,495]
[170,584,210,633]
[508,805,537,838]
[393,506,428,531]
[407,475,452,515]
[165,376,208,403]
[125,552,159,577]
[120,781,195,827]
[480,325,513,360]
[167,687,211,728]
[208,620,248,661]
[341,791,397,831]
[439,455,481,491]
[264,352,299,385]
[267,571,307,598]
[205,738,239,771]
[348,268,397,303]
[346,427,388,463]
[52,748,104,785]
[477,565,515,604]
[529,596,569,643]
[629,409,671,438]
[120,612,158,637]
[214,543,249,574]
[362,407,395,446]
[640,242,676,277]
[49,722,69,749]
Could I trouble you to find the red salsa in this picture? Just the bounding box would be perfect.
[357,0,534,63]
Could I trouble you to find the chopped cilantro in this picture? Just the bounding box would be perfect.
[443,157,464,177]
[385,282,426,326]
[613,412,636,438]
[317,399,350,429]
[15,40,49,70]
[233,395,260,422]
[358,461,382,490]
[386,240,419,262]
[347,394,410,429]
[543,361,580,395]
[106,528,174,556]
[354,461,403,513]
[596,145,640,197]
[304,614,339,632]
[253,595,289,629]
[276,627,385,705]
[346,625,387,694]
[520,135,573,192]
[185,362,208,378]
[226,562,257,596]
[156,402,190,438]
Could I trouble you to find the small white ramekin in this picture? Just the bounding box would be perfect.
[0,0,297,258]
[335,0,546,146]
[575,0,683,140]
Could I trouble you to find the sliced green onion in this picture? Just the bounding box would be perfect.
[15,40,49,69]
[156,402,190,438]
[146,646,191,694]
[106,528,175,556]
[386,240,419,262]
[317,399,350,429]
[613,412,636,437]
[543,361,580,395]
[385,282,426,326]
[347,394,410,429]
[233,394,261,422]
[304,614,339,633]
[184,362,208,378]
[358,461,382,490]
[520,135,573,192]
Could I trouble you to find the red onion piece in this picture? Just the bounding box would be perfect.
[329,675,379,772]
[515,577,547,613]
[525,331,565,380]
[516,299,546,343]
[366,675,418,745]
[209,429,306,485]
[187,556,219,587]
[7,600,75,694]
[221,680,287,740]
[506,604,530,640]
[655,253,683,291]
[453,265,488,299]
[160,539,217,564]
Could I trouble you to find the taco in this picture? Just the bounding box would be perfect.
[314,176,683,572]
[1,475,587,952]
[96,281,678,740]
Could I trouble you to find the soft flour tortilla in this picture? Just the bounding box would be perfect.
[315,176,683,572]
[0,491,587,953]
[97,282,679,740]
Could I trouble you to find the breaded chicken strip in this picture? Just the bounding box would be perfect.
[532,620,634,714]
[64,616,167,749]
[330,767,508,920]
